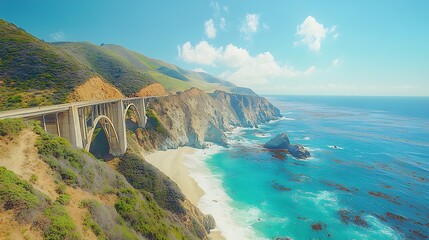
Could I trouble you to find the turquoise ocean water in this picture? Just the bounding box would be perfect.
[200,96,429,239]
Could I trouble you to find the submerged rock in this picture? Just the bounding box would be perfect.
[263,133,291,149]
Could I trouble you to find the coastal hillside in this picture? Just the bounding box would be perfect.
[0,19,96,110]
[0,119,214,239]
[135,88,281,151]
[0,18,256,111]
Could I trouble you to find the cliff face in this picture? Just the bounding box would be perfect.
[68,76,125,102]
[134,83,169,97]
[136,88,281,150]
[210,90,282,127]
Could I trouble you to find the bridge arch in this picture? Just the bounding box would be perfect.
[85,115,121,156]
[124,103,144,128]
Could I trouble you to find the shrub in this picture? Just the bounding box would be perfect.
[115,188,171,240]
[118,153,185,215]
[55,194,71,205]
[44,203,79,240]
[83,214,105,239]
[0,118,25,137]
[146,109,165,134]
[0,167,39,210]
[82,199,141,240]
[29,174,38,184]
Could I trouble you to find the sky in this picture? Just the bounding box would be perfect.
[1,0,429,96]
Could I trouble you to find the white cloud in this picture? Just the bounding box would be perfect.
[178,41,315,86]
[220,18,226,30]
[241,13,259,39]
[205,19,217,39]
[332,58,341,67]
[177,41,221,66]
[295,16,336,52]
[50,31,65,41]
[193,68,207,73]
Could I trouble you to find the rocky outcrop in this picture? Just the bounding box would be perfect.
[136,88,281,150]
[264,132,311,159]
[210,90,282,127]
[203,214,216,231]
[134,83,169,97]
[68,76,124,102]
[263,132,290,149]
[288,144,311,159]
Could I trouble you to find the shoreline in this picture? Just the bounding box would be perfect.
[144,147,225,240]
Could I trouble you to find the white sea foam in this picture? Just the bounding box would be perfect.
[303,137,311,140]
[365,215,401,239]
[328,145,344,150]
[253,132,267,138]
[283,117,296,121]
[183,144,267,240]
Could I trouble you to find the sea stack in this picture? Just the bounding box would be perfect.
[264,132,311,159]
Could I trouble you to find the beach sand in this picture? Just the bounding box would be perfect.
[145,147,224,240]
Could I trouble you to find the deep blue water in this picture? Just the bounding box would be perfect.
[205,96,429,239]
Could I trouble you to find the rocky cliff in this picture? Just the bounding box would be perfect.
[136,88,281,150]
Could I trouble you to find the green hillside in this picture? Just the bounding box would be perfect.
[0,18,256,111]
[0,19,95,110]
[95,44,256,94]
[52,42,156,96]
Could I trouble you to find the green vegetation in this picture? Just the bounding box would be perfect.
[34,126,83,185]
[81,199,141,240]
[0,167,79,239]
[146,109,166,134]
[0,18,256,110]
[54,42,155,96]
[29,174,38,184]
[44,203,79,240]
[118,153,185,215]
[115,188,191,240]
[0,118,25,137]
[0,105,208,239]
[55,193,71,205]
[83,214,105,239]
[0,19,94,110]
[0,166,40,209]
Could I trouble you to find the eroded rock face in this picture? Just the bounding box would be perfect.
[137,88,282,151]
[263,133,291,149]
[288,144,311,159]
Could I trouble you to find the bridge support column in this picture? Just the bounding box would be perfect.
[135,98,147,127]
[68,106,83,149]
[112,100,127,156]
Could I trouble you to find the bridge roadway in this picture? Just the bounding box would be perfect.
[0,97,153,156]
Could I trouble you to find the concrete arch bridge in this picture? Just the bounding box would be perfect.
[0,97,150,156]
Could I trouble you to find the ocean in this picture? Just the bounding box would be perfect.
[186,96,429,240]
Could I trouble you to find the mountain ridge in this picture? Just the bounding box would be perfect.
[0,18,257,111]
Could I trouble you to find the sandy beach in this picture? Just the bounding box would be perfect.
[145,147,224,240]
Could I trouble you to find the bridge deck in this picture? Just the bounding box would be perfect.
[0,97,155,119]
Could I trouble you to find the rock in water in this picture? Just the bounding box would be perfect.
[288,144,311,159]
[263,133,291,149]
[264,132,311,159]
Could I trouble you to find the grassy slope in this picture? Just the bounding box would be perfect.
[0,19,95,110]
[53,42,156,96]
[98,44,257,94]
[0,18,256,111]
[0,119,207,240]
